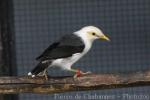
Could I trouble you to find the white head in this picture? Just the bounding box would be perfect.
[75,26,110,43]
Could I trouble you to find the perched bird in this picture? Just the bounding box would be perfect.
[28,26,110,79]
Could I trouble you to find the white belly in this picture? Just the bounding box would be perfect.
[50,53,83,70]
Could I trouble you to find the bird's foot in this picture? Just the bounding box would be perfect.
[81,71,91,75]
[43,70,48,81]
[28,71,48,80]
[44,74,48,81]
[38,70,48,80]
[38,74,48,80]
[73,69,91,79]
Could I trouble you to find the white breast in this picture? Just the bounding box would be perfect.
[50,53,81,70]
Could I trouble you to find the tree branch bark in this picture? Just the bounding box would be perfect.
[0,70,150,94]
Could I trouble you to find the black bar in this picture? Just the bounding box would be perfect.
[0,0,18,100]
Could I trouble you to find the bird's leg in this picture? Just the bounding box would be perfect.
[70,69,81,78]
[38,69,48,80]
[43,70,48,80]
[70,68,91,78]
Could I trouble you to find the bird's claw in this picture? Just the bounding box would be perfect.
[44,74,48,81]
[43,70,48,80]
[38,70,48,80]
[73,70,92,79]
[81,71,91,75]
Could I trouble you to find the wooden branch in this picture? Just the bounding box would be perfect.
[0,70,150,94]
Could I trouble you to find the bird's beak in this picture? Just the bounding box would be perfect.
[99,35,110,41]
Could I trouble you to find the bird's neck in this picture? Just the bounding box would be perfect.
[74,31,94,45]
[74,32,93,53]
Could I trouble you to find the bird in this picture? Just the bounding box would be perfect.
[28,26,110,79]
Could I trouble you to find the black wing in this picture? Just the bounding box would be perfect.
[36,34,85,61]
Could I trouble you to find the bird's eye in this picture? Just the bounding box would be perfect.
[92,33,96,35]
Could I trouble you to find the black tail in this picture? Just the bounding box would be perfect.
[28,61,51,76]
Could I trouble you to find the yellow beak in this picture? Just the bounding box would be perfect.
[99,35,110,41]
